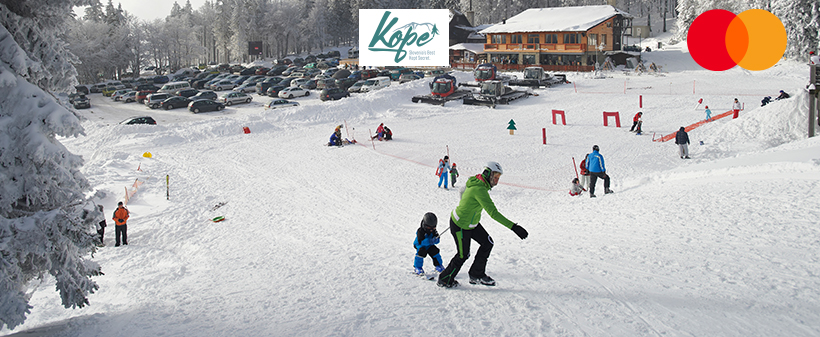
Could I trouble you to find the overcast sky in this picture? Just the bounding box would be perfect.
[75,0,208,22]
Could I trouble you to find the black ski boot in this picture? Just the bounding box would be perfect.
[469,275,496,286]
[437,279,459,288]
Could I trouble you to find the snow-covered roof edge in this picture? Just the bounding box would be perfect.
[449,43,485,54]
[480,5,632,34]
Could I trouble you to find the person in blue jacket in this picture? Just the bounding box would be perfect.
[413,212,444,275]
[328,125,342,146]
[587,145,613,198]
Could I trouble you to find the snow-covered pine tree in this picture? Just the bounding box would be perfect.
[0,0,102,330]
[773,0,820,59]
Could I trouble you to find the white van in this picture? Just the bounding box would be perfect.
[360,76,391,92]
[158,81,191,94]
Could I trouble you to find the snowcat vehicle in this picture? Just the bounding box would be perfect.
[460,63,513,87]
[508,67,569,88]
[411,74,473,106]
[462,80,532,108]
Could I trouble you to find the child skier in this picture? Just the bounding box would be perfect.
[569,177,585,196]
[449,163,459,188]
[413,212,444,276]
[436,156,450,189]
[704,106,712,121]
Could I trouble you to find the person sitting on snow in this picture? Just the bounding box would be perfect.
[569,177,585,196]
[761,96,772,107]
[775,90,790,100]
[329,125,343,146]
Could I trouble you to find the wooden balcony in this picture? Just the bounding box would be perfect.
[483,43,589,52]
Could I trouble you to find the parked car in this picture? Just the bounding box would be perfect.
[233,82,256,93]
[135,83,158,91]
[264,99,300,109]
[360,76,391,92]
[112,89,131,101]
[219,91,252,106]
[425,69,446,77]
[191,90,218,101]
[121,91,138,103]
[281,66,300,76]
[399,73,422,84]
[193,74,220,89]
[316,78,337,90]
[145,93,173,109]
[348,71,362,81]
[290,78,311,88]
[188,99,225,113]
[335,77,358,90]
[265,85,287,97]
[119,116,157,125]
[152,75,170,84]
[75,85,90,95]
[255,67,270,75]
[239,67,259,75]
[320,87,350,101]
[278,86,310,98]
[299,79,317,90]
[348,80,367,93]
[136,90,155,104]
[175,88,199,98]
[101,86,118,97]
[211,80,236,91]
[72,95,91,109]
[256,78,282,95]
[266,65,288,76]
[160,96,192,110]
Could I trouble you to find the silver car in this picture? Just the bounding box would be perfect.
[218,91,252,106]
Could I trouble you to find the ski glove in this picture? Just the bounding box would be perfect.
[432,236,440,245]
[511,224,528,240]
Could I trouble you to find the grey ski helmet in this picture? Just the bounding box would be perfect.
[421,212,438,230]
[482,161,503,187]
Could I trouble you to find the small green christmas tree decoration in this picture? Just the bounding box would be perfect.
[507,119,517,135]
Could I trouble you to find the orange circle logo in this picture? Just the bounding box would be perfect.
[687,9,786,71]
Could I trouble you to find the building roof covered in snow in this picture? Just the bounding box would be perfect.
[449,43,485,54]
[480,5,632,34]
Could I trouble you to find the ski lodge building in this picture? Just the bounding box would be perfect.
[455,5,634,72]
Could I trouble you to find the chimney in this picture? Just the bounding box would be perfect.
[466,11,475,26]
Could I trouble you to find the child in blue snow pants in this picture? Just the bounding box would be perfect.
[414,212,444,275]
[436,156,450,189]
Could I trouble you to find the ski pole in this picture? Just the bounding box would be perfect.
[572,157,579,180]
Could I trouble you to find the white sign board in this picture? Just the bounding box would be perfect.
[359,9,449,67]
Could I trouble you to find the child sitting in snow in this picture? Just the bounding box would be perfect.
[413,212,444,276]
[569,177,585,196]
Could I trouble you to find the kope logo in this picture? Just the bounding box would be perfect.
[359,9,449,67]
[687,9,786,71]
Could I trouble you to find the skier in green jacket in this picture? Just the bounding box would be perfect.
[437,161,528,288]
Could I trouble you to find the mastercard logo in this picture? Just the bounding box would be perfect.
[687,9,787,71]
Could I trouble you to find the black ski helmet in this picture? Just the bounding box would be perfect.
[593,145,599,151]
[421,212,437,229]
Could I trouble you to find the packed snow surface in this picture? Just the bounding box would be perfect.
[3,41,820,336]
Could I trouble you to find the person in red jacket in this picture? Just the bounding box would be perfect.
[630,112,642,132]
[112,201,130,246]
[371,123,385,140]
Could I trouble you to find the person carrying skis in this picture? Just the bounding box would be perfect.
[112,201,129,246]
[436,156,450,190]
[587,145,612,198]
[449,163,459,188]
[437,162,528,288]
[704,105,712,121]
[630,112,642,132]
[675,127,690,159]
[413,212,445,276]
